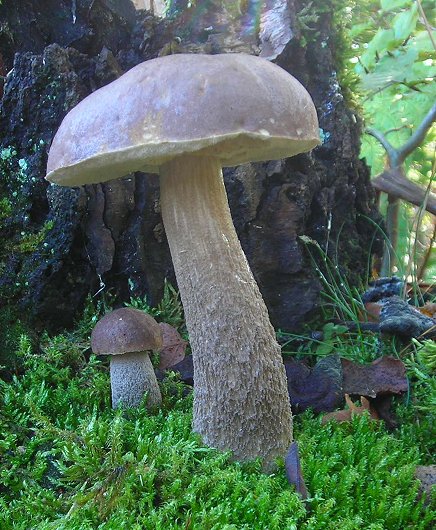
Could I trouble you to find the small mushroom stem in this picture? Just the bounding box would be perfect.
[110,352,162,409]
[160,155,292,465]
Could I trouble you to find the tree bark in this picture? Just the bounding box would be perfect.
[381,195,400,277]
[372,169,436,216]
[160,156,292,464]
[0,0,383,337]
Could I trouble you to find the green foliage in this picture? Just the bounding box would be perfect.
[404,338,436,413]
[299,235,367,324]
[0,306,29,373]
[0,197,12,225]
[346,0,436,280]
[388,338,436,460]
[280,325,381,365]
[345,0,436,281]
[0,328,433,528]
[73,294,108,338]
[314,322,352,356]
[354,0,435,177]
[127,279,185,332]
[296,412,432,529]
[412,338,436,370]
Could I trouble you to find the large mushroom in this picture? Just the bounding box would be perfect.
[91,307,163,409]
[46,53,319,464]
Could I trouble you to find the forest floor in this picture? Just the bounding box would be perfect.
[0,296,435,529]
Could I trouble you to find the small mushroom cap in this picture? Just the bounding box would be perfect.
[46,53,319,186]
[91,307,163,355]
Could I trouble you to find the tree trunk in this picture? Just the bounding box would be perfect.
[381,195,400,276]
[0,0,383,339]
[160,156,292,463]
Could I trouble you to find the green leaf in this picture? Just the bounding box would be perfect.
[360,28,397,69]
[413,30,436,54]
[350,22,372,38]
[315,342,334,356]
[393,4,418,41]
[381,0,411,11]
[360,47,419,90]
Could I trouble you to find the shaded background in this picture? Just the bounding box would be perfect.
[0,0,382,333]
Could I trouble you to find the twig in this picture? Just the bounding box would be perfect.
[366,128,398,163]
[398,101,436,164]
[367,98,436,276]
[417,154,436,279]
[384,125,412,136]
[372,168,436,215]
[417,221,436,280]
[366,101,436,167]
[362,79,429,104]
[416,0,436,51]
[362,80,397,103]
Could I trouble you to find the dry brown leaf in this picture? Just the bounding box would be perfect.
[158,322,187,370]
[342,356,407,398]
[285,441,308,499]
[363,302,382,322]
[321,394,379,424]
[419,302,436,319]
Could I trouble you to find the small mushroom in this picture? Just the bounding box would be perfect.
[91,307,162,408]
[46,53,319,464]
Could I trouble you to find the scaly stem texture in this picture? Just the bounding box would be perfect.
[160,155,292,464]
[110,352,162,409]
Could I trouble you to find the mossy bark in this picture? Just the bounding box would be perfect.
[160,156,292,464]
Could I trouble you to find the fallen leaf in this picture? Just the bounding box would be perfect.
[158,323,187,370]
[164,354,194,386]
[419,302,436,319]
[363,302,382,322]
[415,465,436,506]
[321,394,379,424]
[370,394,397,430]
[284,355,343,414]
[342,356,407,398]
[285,441,308,499]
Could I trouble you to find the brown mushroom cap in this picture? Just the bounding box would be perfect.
[46,53,319,186]
[91,307,163,355]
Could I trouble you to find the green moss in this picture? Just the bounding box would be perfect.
[0,306,29,374]
[0,197,12,220]
[14,220,54,254]
[0,217,55,304]
[0,319,433,528]
[127,279,185,332]
[0,146,28,189]
[0,142,55,300]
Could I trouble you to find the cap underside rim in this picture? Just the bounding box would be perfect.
[47,130,320,186]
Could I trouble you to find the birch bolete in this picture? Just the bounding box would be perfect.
[46,53,319,465]
[91,307,163,408]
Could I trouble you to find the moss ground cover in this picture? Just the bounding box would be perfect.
[0,310,434,528]
[0,350,433,528]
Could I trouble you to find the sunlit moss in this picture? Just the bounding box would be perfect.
[0,319,433,528]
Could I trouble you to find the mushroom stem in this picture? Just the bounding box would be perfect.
[160,155,292,464]
[110,352,162,409]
